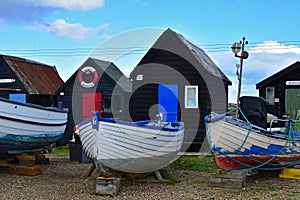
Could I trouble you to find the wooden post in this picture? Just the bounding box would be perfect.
[235,37,248,118]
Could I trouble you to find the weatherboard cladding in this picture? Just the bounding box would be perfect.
[56,57,131,145]
[129,29,230,151]
[256,61,300,120]
[256,61,300,89]
[0,56,24,95]
[2,55,64,94]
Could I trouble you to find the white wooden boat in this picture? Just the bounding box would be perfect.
[78,112,184,173]
[205,112,300,170]
[0,97,68,157]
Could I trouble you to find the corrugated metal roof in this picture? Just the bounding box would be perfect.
[2,55,64,94]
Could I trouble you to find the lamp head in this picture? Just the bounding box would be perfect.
[231,42,241,54]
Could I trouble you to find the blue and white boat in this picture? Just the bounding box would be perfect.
[78,112,184,173]
[0,97,68,157]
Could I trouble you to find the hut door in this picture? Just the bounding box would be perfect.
[82,92,102,120]
[285,89,300,118]
[158,84,178,122]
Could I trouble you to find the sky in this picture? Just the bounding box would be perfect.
[1,0,300,103]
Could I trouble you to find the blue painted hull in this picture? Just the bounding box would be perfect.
[0,132,64,158]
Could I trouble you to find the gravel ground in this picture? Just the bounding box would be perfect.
[1,155,300,200]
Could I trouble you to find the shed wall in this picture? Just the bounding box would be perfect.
[129,49,229,151]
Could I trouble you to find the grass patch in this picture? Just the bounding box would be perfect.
[160,180,178,186]
[171,155,218,172]
[290,191,300,196]
[51,146,69,157]
[271,193,279,197]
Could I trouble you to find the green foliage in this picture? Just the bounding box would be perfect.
[271,193,279,197]
[290,191,300,196]
[171,155,218,172]
[51,146,69,157]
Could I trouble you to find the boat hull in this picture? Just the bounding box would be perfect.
[0,98,68,156]
[214,154,300,170]
[205,114,300,170]
[78,115,184,173]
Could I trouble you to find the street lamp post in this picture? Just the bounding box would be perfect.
[231,37,249,118]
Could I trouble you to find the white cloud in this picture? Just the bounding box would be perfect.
[32,19,109,41]
[25,0,105,11]
[208,41,300,103]
[0,1,105,25]
[250,41,300,54]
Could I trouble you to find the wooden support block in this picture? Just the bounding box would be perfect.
[16,155,36,166]
[84,162,96,178]
[9,165,41,176]
[16,155,36,161]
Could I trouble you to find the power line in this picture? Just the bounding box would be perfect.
[1,40,300,57]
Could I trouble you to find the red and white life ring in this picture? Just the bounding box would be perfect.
[78,66,98,88]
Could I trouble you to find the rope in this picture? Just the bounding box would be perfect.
[207,109,300,171]
[236,108,253,152]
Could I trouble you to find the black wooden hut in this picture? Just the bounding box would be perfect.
[0,54,64,106]
[128,29,232,152]
[56,57,132,144]
[256,61,300,121]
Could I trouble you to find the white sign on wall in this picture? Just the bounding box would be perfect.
[0,79,15,83]
[136,74,143,81]
[286,81,300,85]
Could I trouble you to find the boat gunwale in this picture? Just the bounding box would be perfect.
[0,97,68,113]
[205,114,300,141]
[0,114,68,126]
[78,118,184,132]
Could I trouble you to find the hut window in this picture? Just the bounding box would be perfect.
[185,86,198,108]
[103,95,122,114]
[103,96,112,113]
[266,87,275,105]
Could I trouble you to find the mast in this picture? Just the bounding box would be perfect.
[231,37,249,118]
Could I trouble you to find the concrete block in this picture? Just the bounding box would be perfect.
[96,177,120,196]
[209,170,246,188]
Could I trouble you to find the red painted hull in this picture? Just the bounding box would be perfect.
[214,154,300,170]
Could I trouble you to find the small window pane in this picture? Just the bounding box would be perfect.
[185,86,198,108]
[266,87,275,105]
[103,96,111,113]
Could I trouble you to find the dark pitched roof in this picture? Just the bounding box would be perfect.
[57,57,132,93]
[1,55,64,94]
[135,28,231,84]
[91,58,132,92]
[256,61,300,89]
